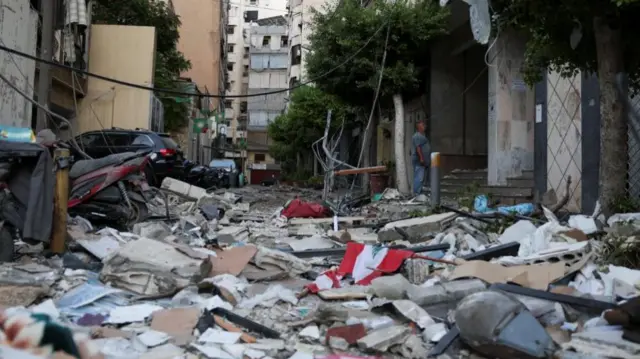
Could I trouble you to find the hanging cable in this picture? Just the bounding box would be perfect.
[350,21,391,191]
[0,21,387,99]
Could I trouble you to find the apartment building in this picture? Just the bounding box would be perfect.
[225,0,287,151]
[246,15,288,171]
[172,0,227,117]
[286,0,327,87]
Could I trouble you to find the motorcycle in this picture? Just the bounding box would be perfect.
[180,159,229,190]
[65,145,153,227]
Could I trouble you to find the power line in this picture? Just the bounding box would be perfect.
[0,22,386,99]
[0,72,91,159]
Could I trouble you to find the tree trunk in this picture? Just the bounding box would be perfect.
[393,94,409,193]
[593,17,627,214]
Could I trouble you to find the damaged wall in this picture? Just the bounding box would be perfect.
[487,29,535,185]
[0,0,38,127]
[429,24,488,173]
[76,25,156,133]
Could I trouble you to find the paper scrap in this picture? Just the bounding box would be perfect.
[136,330,170,347]
[198,328,242,344]
[106,304,163,324]
[150,307,200,345]
[201,245,258,277]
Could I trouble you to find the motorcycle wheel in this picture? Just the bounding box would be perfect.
[127,200,149,227]
[0,225,15,263]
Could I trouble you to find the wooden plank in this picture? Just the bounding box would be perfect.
[288,216,366,225]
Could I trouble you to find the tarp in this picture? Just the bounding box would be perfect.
[280,198,330,219]
[0,140,54,242]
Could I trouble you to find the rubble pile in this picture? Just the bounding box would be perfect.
[3,178,640,358]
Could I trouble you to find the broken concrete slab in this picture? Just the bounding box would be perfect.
[328,228,378,244]
[161,177,209,200]
[216,226,250,244]
[378,212,457,242]
[357,325,410,351]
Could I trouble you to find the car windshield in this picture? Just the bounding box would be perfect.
[210,159,236,170]
[159,135,178,149]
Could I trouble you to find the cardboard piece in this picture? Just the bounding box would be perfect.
[150,307,200,345]
[559,229,588,242]
[448,260,566,290]
[200,245,258,277]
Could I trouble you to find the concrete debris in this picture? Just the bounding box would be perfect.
[5,181,640,359]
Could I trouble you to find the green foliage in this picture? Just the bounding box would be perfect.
[92,0,191,131]
[267,86,352,173]
[306,0,450,107]
[490,0,640,89]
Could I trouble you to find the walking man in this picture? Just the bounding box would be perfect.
[411,121,430,195]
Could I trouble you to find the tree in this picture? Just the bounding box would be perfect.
[306,0,449,193]
[92,0,191,131]
[267,86,352,176]
[490,0,640,212]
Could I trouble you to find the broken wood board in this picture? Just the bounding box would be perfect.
[289,217,366,226]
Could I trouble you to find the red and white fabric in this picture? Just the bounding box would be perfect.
[306,243,413,293]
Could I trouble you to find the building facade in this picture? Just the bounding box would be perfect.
[0,0,88,133]
[225,0,287,152]
[286,0,327,88]
[76,25,158,133]
[172,0,226,122]
[246,15,288,177]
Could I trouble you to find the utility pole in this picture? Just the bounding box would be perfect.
[36,0,56,131]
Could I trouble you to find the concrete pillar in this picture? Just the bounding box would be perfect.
[487,29,535,185]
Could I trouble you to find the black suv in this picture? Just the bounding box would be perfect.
[72,128,184,186]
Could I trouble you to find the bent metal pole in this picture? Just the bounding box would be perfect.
[430,152,441,207]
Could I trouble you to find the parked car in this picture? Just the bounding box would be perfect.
[71,128,184,186]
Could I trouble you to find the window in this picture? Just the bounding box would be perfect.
[262,36,271,46]
[227,25,235,34]
[291,45,301,65]
[243,47,249,58]
[225,81,231,89]
[159,135,179,149]
[78,133,106,148]
[249,0,257,4]
[254,153,266,163]
[228,44,235,53]
[280,36,287,48]
[244,10,258,22]
[227,62,234,71]
[243,65,249,76]
[132,135,154,147]
[289,77,299,88]
[107,133,133,148]
[225,100,233,108]
[240,101,248,113]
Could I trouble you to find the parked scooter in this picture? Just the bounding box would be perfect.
[63,143,153,227]
[180,159,229,190]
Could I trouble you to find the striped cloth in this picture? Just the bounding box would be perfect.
[0,311,100,358]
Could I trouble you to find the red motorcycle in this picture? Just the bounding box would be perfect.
[66,148,153,227]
